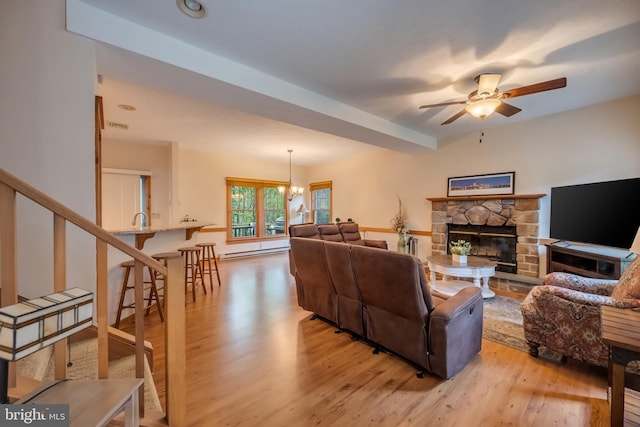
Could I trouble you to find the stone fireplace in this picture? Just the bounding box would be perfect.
[429,195,544,279]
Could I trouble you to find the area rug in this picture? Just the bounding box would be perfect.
[17,338,162,412]
[482,294,562,362]
[482,294,528,352]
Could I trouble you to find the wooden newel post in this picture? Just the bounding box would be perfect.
[164,254,186,427]
[53,214,68,381]
[96,240,109,380]
[0,182,17,390]
[133,260,146,418]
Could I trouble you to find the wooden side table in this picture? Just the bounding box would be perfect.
[16,378,143,427]
[601,305,640,427]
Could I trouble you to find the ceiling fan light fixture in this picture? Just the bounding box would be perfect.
[465,98,501,119]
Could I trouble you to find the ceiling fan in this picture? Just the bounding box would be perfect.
[419,74,567,125]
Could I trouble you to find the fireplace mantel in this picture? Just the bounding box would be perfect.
[427,193,546,202]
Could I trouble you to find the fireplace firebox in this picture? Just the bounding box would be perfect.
[447,224,517,273]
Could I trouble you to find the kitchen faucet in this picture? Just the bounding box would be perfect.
[132,211,148,228]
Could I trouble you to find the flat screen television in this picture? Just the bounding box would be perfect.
[550,178,640,250]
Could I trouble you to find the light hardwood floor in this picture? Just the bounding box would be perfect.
[126,252,610,426]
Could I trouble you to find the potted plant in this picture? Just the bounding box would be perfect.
[450,240,471,264]
[390,196,408,253]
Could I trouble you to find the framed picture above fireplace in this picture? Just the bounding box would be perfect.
[447,171,515,197]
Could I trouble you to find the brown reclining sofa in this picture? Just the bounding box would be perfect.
[288,221,387,277]
[289,223,483,379]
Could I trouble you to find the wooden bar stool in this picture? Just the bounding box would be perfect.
[196,242,221,290]
[151,251,181,305]
[114,260,164,328]
[178,246,205,302]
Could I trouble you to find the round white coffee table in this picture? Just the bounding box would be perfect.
[426,254,496,299]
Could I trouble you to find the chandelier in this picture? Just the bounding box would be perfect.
[278,149,304,201]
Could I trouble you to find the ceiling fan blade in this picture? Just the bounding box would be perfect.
[419,100,467,109]
[502,77,567,99]
[441,109,467,125]
[495,102,522,117]
[476,73,502,96]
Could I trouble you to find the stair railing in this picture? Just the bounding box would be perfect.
[0,168,186,427]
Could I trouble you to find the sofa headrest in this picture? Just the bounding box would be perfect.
[289,223,320,238]
[318,224,343,242]
[338,222,359,232]
[289,238,336,293]
[350,245,434,315]
[338,222,364,245]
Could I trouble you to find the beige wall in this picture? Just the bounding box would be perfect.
[0,0,96,297]
[177,148,306,226]
[308,95,640,264]
[102,142,307,230]
[103,96,639,268]
[1,0,637,292]
[102,139,172,226]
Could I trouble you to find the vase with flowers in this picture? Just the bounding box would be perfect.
[391,196,408,253]
[450,240,472,264]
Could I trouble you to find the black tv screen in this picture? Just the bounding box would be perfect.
[550,178,640,250]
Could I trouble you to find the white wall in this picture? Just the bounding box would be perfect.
[0,0,96,298]
[308,95,640,265]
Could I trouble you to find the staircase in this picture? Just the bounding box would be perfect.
[0,168,187,426]
[17,334,162,413]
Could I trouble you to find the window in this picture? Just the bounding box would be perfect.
[263,187,286,235]
[101,168,151,230]
[227,178,288,241]
[310,181,332,224]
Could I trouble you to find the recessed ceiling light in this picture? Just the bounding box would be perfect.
[118,104,136,111]
[177,0,206,19]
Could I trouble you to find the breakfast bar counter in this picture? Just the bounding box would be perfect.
[110,221,215,249]
[105,220,217,325]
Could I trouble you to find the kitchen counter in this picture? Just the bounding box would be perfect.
[110,221,216,249]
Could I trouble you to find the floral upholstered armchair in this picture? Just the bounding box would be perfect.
[521,256,640,367]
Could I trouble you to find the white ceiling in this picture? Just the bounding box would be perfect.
[75,0,640,165]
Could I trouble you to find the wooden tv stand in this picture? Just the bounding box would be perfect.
[546,242,635,280]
